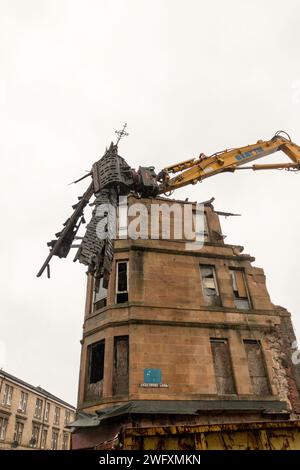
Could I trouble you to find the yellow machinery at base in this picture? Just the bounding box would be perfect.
[119,420,300,450]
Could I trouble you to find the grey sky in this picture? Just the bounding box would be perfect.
[1,0,300,405]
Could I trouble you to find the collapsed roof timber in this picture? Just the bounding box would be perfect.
[37,142,164,285]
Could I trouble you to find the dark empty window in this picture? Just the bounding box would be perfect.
[88,341,105,384]
[244,340,270,395]
[200,265,220,306]
[94,276,107,310]
[211,339,236,394]
[230,269,250,310]
[116,261,128,303]
[113,336,129,396]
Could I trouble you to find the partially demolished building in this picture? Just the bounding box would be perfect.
[38,140,300,449]
[71,194,300,450]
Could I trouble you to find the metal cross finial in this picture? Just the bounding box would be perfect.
[115,123,129,145]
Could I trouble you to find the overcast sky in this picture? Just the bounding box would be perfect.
[1,0,300,405]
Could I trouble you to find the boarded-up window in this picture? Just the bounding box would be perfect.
[116,261,128,303]
[200,265,220,306]
[244,340,270,395]
[230,269,250,309]
[86,340,105,401]
[211,339,236,394]
[113,336,129,396]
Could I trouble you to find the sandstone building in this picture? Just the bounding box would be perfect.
[71,196,300,449]
[0,370,75,450]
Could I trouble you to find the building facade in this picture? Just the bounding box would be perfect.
[0,370,75,450]
[72,196,300,449]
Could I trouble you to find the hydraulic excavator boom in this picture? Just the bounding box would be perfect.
[156,131,300,194]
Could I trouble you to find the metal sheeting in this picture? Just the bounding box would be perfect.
[123,420,300,450]
[69,399,289,429]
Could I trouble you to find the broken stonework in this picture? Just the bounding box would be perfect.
[264,329,291,408]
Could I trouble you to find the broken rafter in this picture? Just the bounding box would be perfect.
[215,210,241,218]
[36,182,94,278]
[69,171,92,185]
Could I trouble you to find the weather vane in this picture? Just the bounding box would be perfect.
[115,123,129,145]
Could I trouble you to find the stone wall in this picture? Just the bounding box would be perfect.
[77,197,300,420]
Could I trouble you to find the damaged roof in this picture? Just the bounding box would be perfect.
[69,399,289,428]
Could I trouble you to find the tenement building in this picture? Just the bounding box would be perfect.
[0,370,75,450]
[71,196,300,449]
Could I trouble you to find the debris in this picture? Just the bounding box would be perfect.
[215,210,241,218]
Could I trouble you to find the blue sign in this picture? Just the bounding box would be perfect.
[235,146,264,162]
[144,368,162,384]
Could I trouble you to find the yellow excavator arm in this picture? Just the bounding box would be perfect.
[157,131,300,194]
